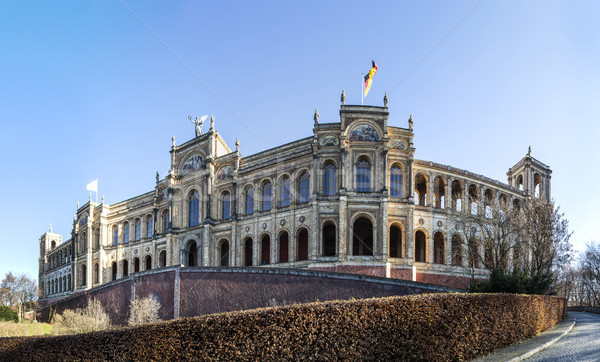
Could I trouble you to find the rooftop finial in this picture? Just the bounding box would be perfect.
[408,115,413,130]
[527,145,531,156]
[172,134,176,147]
[102,194,105,204]
[156,171,159,184]
[89,192,92,201]
[77,201,79,209]
[384,92,388,107]
[235,138,240,152]
[209,115,215,131]
[49,223,52,233]
[341,90,346,105]
[314,108,319,124]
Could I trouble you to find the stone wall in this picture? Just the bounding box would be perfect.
[39,266,459,325]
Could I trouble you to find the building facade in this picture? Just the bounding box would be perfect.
[38,103,552,301]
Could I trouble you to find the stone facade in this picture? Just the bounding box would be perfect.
[38,103,552,300]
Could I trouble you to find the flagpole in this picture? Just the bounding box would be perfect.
[361,73,364,105]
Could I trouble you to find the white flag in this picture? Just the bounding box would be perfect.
[86,179,98,193]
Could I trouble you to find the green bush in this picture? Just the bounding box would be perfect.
[469,269,553,295]
[0,306,18,323]
[0,294,566,361]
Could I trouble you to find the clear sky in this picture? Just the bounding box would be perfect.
[1,1,598,279]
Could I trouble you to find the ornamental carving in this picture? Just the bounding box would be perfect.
[181,154,205,175]
[159,188,168,201]
[319,135,339,147]
[217,165,234,180]
[78,214,88,226]
[349,124,379,142]
[390,139,407,150]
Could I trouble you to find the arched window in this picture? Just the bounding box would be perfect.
[390,166,402,198]
[469,185,479,215]
[134,257,140,272]
[280,177,291,207]
[245,187,254,215]
[159,250,167,267]
[322,222,336,256]
[244,238,253,266]
[186,241,197,267]
[123,222,129,244]
[517,175,524,191]
[261,235,271,265]
[222,191,231,219]
[93,263,99,284]
[434,232,444,264]
[146,215,153,238]
[145,255,152,270]
[134,219,141,241]
[323,163,336,196]
[67,274,72,290]
[123,259,129,277]
[534,173,542,198]
[356,158,371,192]
[452,235,463,266]
[219,240,229,266]
[189,190,200,227]
[94,229,100,249]
[81,232,87,252]
[279,232,289,263]
[112,226,118,245]
[414,231,426,262]
[389,225,402,258]
[468,238,479,268]
[162,209,169,232]
[297,228,309,261]
[451,180,463,212]
[111,261,117,281]
[415,174,427,206]
[352,217,373,256]
[434,176,445,208]
[262,182,272,211]
[298,173,310,203]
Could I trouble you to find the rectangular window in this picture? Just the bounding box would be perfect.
[299,175,310,203]
[280,179,290,207]
[146,217,153,238]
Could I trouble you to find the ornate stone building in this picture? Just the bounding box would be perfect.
[38,102,552,301]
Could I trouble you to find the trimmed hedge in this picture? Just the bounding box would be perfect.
[1,293,565,361]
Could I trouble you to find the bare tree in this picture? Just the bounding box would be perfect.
[0,272,38,321]
[579,242,600,306]
[518,198,573,289]
[450,194,520,278]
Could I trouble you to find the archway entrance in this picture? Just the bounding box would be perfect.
[415,230,426,262]
[322,223,336,256]
[353,217,373,256]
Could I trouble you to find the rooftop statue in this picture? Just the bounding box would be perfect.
[189,115,208,137]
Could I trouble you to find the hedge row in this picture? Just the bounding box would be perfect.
[0,293,566,361]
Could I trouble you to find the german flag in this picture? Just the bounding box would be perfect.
[364,60,378,97]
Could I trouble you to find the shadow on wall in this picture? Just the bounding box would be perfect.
[39,266,459,325]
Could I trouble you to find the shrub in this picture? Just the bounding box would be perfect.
[58,298,111,333]
[128,295,161,326]
[0,294,566,361]
[470,269,553,294]
[0,305,18,323]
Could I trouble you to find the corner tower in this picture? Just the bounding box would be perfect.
[507,147,552,200]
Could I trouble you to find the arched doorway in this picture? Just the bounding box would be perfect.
[279,231,289,263]
[322,222,336,256]
[244,238,253,266]
[220,240,229,266]
[261,235,270,265]
[434,232,444,264]
[352,217,373,256]
[389,225,402,258]
[414,230,426,262]
[123,259,129,277]
[111,261,117,281]
[159,250,167,267]
[297,228,308,261]
[186,241,198,267]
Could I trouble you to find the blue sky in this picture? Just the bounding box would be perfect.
[1,1,598,279]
